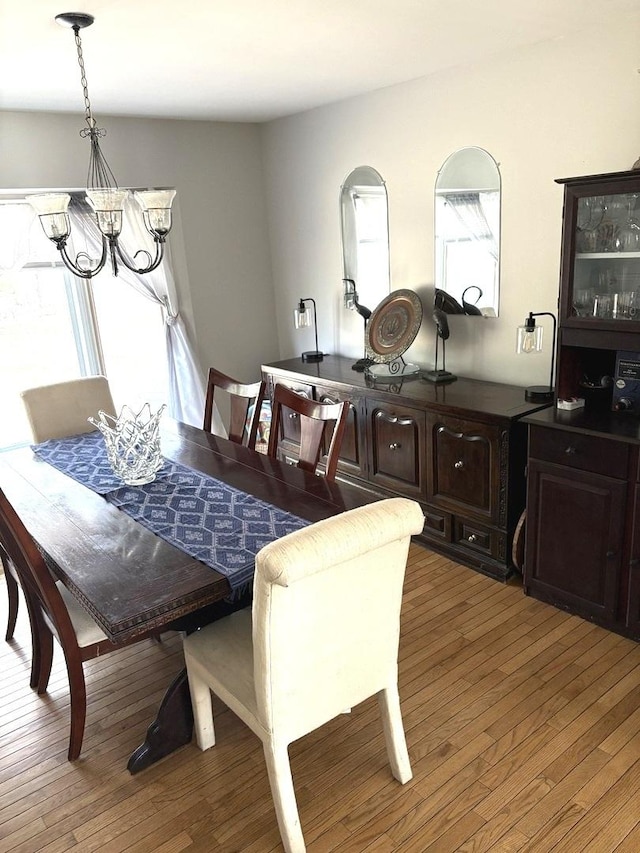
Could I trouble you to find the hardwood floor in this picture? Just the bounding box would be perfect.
[2,544,640,851]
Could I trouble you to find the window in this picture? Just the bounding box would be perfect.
[0,201,167,450]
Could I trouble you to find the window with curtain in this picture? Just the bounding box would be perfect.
[0,199,168,449]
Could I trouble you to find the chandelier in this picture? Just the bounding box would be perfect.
[27,13,176,279]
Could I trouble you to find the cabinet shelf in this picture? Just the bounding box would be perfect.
[575,252,640,260]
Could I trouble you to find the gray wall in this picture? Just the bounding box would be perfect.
[0,111,279,385]
[261,13,640,389]
[3,10,640,394]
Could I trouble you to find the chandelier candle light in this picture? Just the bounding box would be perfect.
[27,13,176,279]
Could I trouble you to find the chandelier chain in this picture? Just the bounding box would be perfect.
[73,26,97,133]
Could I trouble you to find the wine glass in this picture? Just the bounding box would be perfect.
[614,194,640,252]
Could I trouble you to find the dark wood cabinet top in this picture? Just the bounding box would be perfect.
[524,405,640,445]
[263,356,550,423]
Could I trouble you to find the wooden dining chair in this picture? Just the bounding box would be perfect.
[203,367,266,449]
[21,375,116,443]
[0,486,158,761]
[9,376,116,656]
[267,383,350,482]
[184,497,425,853]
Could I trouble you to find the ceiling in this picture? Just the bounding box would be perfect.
[1,0,638,123]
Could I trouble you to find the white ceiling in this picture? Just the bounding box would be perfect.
[1,0,638,123]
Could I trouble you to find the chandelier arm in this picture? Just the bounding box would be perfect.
[113,240,166,275]
[56,238,109,280]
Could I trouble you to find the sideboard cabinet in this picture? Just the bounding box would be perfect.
[262,356,548,580]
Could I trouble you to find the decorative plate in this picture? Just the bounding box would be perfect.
[365,289,423,363]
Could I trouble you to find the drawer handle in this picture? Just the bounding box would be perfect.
[468,534,477,543]
[389,442,401,451]
[376,411,414,427]
[564,446,577,455]
[606,550,616,559]
[288,412,299,420]
[454,460,464,469]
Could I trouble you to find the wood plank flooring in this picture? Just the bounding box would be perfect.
[2,544,640,851]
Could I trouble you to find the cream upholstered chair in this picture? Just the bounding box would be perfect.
[20,375,115,443]
[183,497,424,853]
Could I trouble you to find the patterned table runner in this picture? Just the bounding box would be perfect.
[33,431,309,592]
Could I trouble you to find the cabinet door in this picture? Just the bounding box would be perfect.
[560,183,640,331]
[315,385,366,480]
[426,414,504,524]
[367,400,426,498]
[271,380,314,450]
[524,459,625,622]
[626,483,640,636]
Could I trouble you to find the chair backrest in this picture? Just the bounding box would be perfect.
[251,497,424,743]
[21,376,115,443]
[267,383,349,481]
[203,367,266,449]
[0,488,79,652]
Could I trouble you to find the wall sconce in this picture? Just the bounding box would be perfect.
[294,298,323,363]
[516,311,557,402]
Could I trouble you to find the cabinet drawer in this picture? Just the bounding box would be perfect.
[453,517,505,561]
[529,426,628,479]
[422,507,450,541]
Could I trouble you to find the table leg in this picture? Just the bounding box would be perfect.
[127,592,252,773]
[127,667,193,774]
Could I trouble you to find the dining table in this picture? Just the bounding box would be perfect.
[0,417,377,772]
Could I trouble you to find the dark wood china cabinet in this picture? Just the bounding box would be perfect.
[263,356,547,581]
[523,169,640,638]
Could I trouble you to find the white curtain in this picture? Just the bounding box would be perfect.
[0,203,39,275]
[444,191,499,261]
[66,193,224,433]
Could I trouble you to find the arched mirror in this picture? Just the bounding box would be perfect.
[434,147,501,317]
[340,166,390,319]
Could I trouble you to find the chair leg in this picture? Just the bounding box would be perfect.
[185,662,216,750]
[22,598,52,692]
[263,740,305,853]
[4,567,19,642]
[64,651,87,761]
[378,685,412,784]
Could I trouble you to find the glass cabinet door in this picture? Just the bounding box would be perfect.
[571,190,640,322]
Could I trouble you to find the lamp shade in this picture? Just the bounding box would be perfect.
[86,189,128,238]
[294,305,311,328]
[516,322,543,354]
[134,189,176,237]
[27,193,72,241]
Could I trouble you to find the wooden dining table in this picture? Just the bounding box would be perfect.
[0,418,376,771]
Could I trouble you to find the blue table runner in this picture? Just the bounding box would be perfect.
[33,432,309,592]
